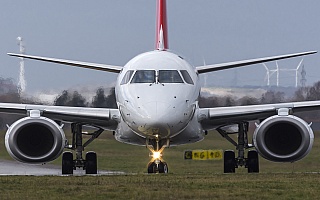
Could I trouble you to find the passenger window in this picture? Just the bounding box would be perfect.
[159,70,184,83]
[180,70,194,84]
[131,70,155,83]
[120,70,134,85]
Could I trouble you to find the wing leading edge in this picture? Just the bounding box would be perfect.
[7,53,123,73]
[199,100,320,129]
[196,51,317,74]
[0,103,120,130]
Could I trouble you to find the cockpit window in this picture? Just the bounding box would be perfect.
[180,70,194,85]
[159,70,184,83]
[131,70,155,83]
[120,70,134,85]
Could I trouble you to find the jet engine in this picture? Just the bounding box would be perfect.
[5,116,66,164]
[253,115,314,162]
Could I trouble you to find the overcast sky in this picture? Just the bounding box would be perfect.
[0,1,319,93]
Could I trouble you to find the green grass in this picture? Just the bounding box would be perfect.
[0,174,320,199]
[1,130,320,199]
[47,129,320,174]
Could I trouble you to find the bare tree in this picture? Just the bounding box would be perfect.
[260,90,284,104]
[292,87,309,102]
[92,88,109,108]
[306,81,320,101]
[54,90,88,107]
[238,96,259,106]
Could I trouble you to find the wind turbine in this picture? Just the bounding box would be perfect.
[280,58,304,87]
[263,61,279,86]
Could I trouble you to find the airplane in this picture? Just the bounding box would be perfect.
[0,0,318,174]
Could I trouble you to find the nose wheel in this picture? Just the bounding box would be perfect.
[146,137,169,174]
[148,160,168,173]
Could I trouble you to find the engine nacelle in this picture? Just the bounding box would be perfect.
[253,115,314,162]
[5,116,66,164]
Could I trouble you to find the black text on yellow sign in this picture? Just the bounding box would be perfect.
[184,150,223,160]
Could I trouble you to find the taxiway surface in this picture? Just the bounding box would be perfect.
[0,159,124,176]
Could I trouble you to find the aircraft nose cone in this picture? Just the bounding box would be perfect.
[136,101,185,137]
[145,101,170,118]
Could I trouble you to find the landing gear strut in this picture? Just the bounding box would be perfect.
[62,123,103,175]
[217,122,259,173]
[146,136,169,174]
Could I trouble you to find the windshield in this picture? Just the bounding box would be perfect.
[159,70,184,83]
[131,70,156,83]
[180,70,194,85]
[120,70,134,85]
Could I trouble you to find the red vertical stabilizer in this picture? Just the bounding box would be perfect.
[155,0,168,50]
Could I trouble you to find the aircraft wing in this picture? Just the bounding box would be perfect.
[0,103,120,130]
[7,53,122,73]
[196,51,317,74]
[199,101,320,129]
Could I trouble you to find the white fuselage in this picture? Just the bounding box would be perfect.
[114,50,204,146]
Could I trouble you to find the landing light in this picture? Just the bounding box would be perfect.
[152,151,162,159]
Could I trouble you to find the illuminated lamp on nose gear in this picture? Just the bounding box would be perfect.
[152,151,162,160]
[149,150,163,162]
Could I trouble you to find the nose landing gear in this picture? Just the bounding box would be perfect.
[146,137,169,174]
[147,160,168,174]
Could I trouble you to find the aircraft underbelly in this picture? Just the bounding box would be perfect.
[114,120,145,146]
